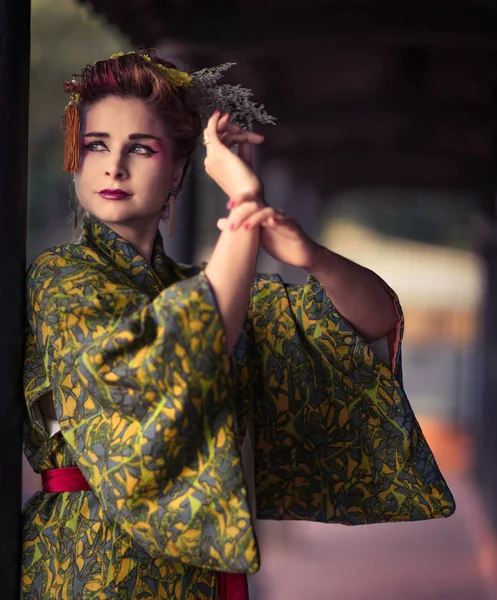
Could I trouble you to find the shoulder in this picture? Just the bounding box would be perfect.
[170,259,207,281]
[28,241,99,274]
[250,273,328,314]
[252,272,323,294]
[251,272,289,298]
[26,242,105,299]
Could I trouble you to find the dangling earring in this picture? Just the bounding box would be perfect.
[168,187,179,237]
[69,176,78,229]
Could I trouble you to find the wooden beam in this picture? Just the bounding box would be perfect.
[79,0,497,50]
[272,98,497,130]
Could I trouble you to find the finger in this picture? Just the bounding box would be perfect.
[262,216,277,227]
[238,141,253,166]
[245,131,265,144]
[227,196,246,210]
[217,113,230,136]
[223,133,264,147]
[226,200,261,230]
[217,218,229,230]
[227,121,264,138]
[263,213,291,226]
[227,194,266,210]
[225,122,264,144]
[241,207,278,229]
[204,111,222,143]
[221,120,264,146]
[229,133,264,145]
[226,121,241,133]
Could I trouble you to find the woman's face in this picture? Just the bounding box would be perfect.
[75,96,182,229]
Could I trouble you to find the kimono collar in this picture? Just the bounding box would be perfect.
[80,213,185,297]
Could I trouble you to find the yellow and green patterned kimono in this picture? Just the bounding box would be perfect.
[22,214,455,599]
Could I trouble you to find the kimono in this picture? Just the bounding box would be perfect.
[22,213,455,599]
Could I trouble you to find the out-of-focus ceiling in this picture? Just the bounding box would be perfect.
[79,0,497,195]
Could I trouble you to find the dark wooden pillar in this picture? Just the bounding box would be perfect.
[162,158,198,264]
[0,0,30,595]
[158,45,199,264]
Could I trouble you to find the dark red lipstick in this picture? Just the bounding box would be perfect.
[99,189,131,200]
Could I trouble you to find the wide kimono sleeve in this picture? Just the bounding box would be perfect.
[239,273,455,525]
[26,250,259,573]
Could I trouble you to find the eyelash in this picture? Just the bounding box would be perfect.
[83,141,158,156]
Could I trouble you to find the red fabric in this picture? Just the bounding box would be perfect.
[42,466,91,493]
[219,573,249,600]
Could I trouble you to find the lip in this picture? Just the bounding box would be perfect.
[99,189,131,200]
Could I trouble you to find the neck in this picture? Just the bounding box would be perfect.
[102,216,161,263]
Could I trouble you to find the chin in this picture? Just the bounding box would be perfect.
[87,202,135,223]
[87,202,160,226]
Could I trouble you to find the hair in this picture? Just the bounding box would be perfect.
[64,50,203,189]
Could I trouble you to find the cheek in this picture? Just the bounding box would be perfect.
[143,155,174,187]
[74,173,83,198]
[74,157,94,200]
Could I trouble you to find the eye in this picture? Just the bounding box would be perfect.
[129,144,158,156]
[84,141,107,152]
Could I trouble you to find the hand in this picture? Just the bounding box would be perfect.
[216,113,261,169]
[203,112,264,201]
[217,200,323,270]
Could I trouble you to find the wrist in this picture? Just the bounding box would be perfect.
[244,175,264,205]
[228,191,265,210]
[302,243,324,273]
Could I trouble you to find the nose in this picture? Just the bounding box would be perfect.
[105,154,129,180]
[105,167,127,180]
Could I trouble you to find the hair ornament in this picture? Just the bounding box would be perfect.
[61,50,276,172]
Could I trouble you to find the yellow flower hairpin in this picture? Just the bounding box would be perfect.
[108,51,192,88]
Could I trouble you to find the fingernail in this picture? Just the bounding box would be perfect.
[213,110,220,116]
[243,223,250,229]
[227,200,235,209]
[229,223,236,231]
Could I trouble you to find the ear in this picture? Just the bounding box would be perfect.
[171,159,187,192]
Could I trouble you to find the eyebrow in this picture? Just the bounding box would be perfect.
[82,132,161,141]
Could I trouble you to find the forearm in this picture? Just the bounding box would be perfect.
[205,225,259,352]
[308,245,398,342]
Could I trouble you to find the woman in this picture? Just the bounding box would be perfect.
[22,51,455,599]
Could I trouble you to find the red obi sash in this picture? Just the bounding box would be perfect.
[219,572,249,600]
[41,466,249,600]
[41,466,91,492]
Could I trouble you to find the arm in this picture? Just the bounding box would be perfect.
[307,245,399,342]
[202,112,263,351]
[217,201,399,344]
[27,250,259,573]
[205,222,259,351]
[240,274,455,525]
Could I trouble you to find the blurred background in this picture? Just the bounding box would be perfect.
[22,0,497,597]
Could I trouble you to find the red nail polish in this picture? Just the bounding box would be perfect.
[230,223,235,231]
[227,200,234,209]
[243,223,250,229]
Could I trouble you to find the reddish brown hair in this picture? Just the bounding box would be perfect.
[63,51,202,185]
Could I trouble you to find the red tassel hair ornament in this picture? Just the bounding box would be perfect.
[63,100,81,173]
[62,78,82,173]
